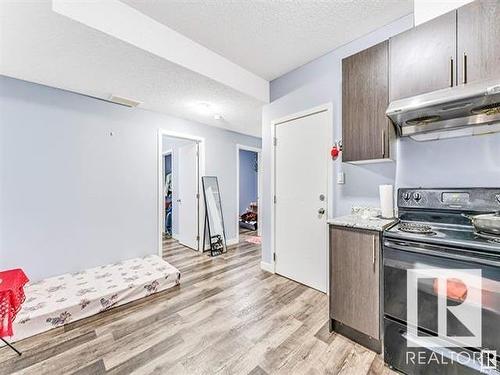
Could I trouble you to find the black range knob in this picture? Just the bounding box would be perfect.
[403,192,411,201]
[413,192,422,202]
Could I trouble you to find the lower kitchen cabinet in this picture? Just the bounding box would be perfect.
[329,225,381,352]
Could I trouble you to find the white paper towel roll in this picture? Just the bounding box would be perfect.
[379,185,394,219]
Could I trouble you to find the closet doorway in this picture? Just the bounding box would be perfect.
[236,145,262,245]
[158,130,205,257]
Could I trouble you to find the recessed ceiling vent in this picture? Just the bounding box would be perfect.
[108,95,142,107]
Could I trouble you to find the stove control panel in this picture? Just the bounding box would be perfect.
[398,188,500,212]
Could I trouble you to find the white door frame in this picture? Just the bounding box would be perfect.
[235,144,262,244]
[157,129,206,256]
[270,103,333,276]
[162,149,173,236]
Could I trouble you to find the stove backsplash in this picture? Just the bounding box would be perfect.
[396,132,500,189]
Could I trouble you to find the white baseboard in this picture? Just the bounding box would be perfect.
[226,238,239,246]
[260,261,275,273]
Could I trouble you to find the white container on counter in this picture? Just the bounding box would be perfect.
[379,184,394,219]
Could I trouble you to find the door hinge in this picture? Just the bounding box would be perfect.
[196,235,200,241]
[273,253,276,262]
[196,193,200,199]
[273,195,277,204]
[273,137,278,147]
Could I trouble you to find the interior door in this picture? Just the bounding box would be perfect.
[275,109,329,292]
[178,142,199,250]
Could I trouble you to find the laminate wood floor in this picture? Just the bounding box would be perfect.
[0,238,394,375]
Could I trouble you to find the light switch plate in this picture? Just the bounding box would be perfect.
[337,172,345,185]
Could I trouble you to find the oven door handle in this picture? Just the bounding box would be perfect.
[384,240,500,267]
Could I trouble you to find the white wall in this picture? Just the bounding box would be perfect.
[414,0,474,26]
[0,76,261,281]
[261,15,414,264]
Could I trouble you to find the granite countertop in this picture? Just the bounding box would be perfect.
[328,206,397,232]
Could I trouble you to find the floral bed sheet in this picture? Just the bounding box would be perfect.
[10,255,180,343]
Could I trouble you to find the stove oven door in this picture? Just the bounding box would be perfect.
[383,238,500,354]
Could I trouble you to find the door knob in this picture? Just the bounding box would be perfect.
[318,208,325,215]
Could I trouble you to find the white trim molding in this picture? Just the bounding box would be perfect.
[235,144,262,245]
[157,129,206,256]
[226,238,239,247]
[270,102,333,277]
[260,261,275,274]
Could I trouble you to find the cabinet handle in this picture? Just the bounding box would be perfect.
[462,53,468,84]
[450,57,454,87]
[381,129,385,158]
[372,236,376,272]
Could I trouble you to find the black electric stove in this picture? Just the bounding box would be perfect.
[383,188,500,375]
[385,188,500,253]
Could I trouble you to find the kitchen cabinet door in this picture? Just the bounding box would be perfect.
[342,41,389,162]
[457,0,500,85]
[329,226,380,340]
[390,11,456,101]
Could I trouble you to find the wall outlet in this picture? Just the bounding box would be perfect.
[337,172,345,185]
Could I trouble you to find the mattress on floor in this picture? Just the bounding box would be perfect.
[10,255,180,343]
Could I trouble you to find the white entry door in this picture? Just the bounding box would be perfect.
[178,142,199,250]
[275,109,329,292]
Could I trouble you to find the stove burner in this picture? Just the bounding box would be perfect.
[475,232,500,244]
[398,222,436,235]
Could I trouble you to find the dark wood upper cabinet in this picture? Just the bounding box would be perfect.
[457,0,500,85]
[330,226,380,341]
[342,41,390,163]
[389,11,456,101]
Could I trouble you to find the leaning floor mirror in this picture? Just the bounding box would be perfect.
[201,176,227,256]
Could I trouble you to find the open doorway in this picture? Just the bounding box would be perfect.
[158,131,205,258]
[236,145,261,245]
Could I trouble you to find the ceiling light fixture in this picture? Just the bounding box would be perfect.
[193,102,223,120]
[194,102,213,115]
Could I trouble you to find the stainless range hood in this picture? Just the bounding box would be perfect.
[386,80,500,137]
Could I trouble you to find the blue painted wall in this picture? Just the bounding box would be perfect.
[239,149,258,215]
[260,15,414,264]
[261,13,500,264]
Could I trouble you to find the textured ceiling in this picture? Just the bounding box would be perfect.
[122,0,414,80]
[0,1,264,137]
[1,0,414,138]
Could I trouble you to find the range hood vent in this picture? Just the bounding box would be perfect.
[386,80,500,137]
